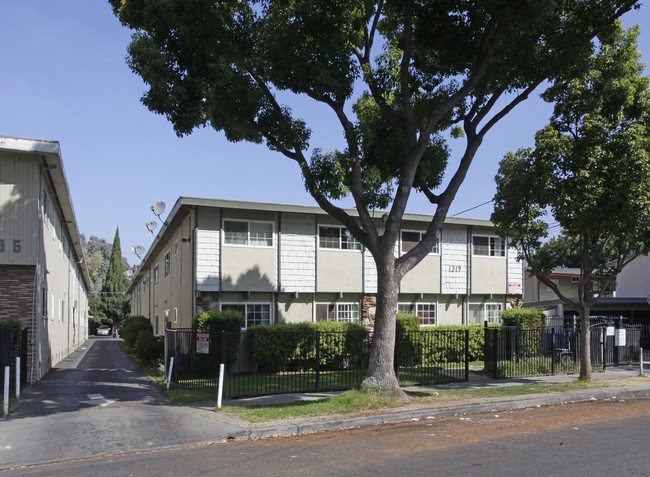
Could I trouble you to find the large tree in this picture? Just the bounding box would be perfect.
[492,24,650,381]
[110,0,639,396]
[99,228,131,333]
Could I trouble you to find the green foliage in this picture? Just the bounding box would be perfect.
[135,330,164,365]
[120,316,153,350]
[192,309,245,368]
[0,319,22,346]
[247,322,368,372]
[501,308,546,327]
[99,228,131,324]
[193,309,245,333]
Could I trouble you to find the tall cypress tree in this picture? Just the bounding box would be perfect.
[99,227,131,333]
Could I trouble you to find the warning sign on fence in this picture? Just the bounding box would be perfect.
[615,329,626,347]
[197,333,210,354]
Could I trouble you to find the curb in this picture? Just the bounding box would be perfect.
[234,386,650,441]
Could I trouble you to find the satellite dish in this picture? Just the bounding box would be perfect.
[151,201,166,223]
[131,245,146,259]
[145,221,158,235]
[124,270,134,278]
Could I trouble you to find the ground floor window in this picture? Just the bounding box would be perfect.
[221,303,272,328]
[468,302,503,324]
[398,303,437,326]
[315,303,360,323]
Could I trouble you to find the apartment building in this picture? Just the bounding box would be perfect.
[0,136,91,383]
[127,197,523,333]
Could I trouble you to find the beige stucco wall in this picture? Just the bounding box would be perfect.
[400,255,441,294]
[471,256,507,294]
[317,250,363,293]
[277,294,314,323]
[221,246,276,291]
[615,255,650,298]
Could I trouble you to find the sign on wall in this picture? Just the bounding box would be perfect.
[508,281,522,295]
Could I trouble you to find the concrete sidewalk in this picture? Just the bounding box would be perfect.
[3,360,649,471]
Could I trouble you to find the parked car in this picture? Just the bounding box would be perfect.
[97,325,111,336]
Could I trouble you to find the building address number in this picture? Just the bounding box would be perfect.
[0,239,22,253]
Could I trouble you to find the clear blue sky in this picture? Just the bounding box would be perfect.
[1,2,648,266]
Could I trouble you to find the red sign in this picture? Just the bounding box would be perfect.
[196,333,209,354]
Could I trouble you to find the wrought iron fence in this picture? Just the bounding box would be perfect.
[165,328,470,398]
[484,323,641,379]
[0,326,27,391]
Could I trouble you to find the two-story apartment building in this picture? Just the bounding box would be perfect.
[128,197,523,333]
[0,136,91,383]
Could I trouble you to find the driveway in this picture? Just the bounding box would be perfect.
[0,338,246,470]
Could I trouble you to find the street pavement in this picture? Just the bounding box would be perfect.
[2,338,650,471]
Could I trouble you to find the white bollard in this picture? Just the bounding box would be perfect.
[217,363,225,409]
[167,357,174,390]
[3,366,9,416]
[15,357,20,398]
[641,348,644,376]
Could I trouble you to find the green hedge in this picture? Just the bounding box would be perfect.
[120,316,152,350]
[501,308,545,327]
[247,321,368,372]
[192,310,245,368]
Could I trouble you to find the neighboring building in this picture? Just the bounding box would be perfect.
[127,197,523,333]
[0,136,91,383]
[523,262,650,321]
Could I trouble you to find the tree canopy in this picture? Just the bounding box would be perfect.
[492,24,650,380]
[99,228,131,328]
[111,0,640,394]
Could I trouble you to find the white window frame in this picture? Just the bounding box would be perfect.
[400,230,440,255]
[397,302,437,326]
[164,250,171,278]
[468,302,503,324]
[220,302,273,328]
[174,307,178,324]
[314,302,361,323]
[174,240,179,256]
[222,219,274,248]
[154,264,160,285]
[318,225,361,251]
[472,235,505,257]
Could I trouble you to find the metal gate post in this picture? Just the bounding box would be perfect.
[315,330,321,393]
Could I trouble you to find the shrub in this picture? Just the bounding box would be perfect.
[193,309,244,333]
[0,319,22,346]
[247,322,369,372]
[395,313,421,366]
[120,316,152,350]
[192,310,245,369]
[501,308,545,327]
[135,330,164,365]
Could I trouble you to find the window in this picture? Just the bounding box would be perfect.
[401,230,439,254]
[398,303,436,326]
[42,287,48,318]
[164,309,170,328]
[472,235,505,257]
[571,276,580,283]
[174,307,178,324]
[315,303,360,323]
[223,220,273,247]
[154,264,160,285]
[164,251,171,278]
[468,302,503,324]
[221,303,272,328]
[319,226,361,250]
[174,240,179,256]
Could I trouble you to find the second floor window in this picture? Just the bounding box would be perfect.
[223,220,273,247]
[473,235,505,257]
[319,226,361,251]
[401,230,440,254]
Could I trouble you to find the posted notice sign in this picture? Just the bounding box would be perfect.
[197,333,210,354]
[615,329,626,347]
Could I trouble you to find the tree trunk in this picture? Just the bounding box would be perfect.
[361,261,406,398]
[578,309,592,382]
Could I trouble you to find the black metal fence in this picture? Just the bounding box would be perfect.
[0,327,28,392]
[484,324,641,379]
[165,328,470,399]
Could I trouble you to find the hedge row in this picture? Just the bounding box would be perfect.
[246,321,369,372]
